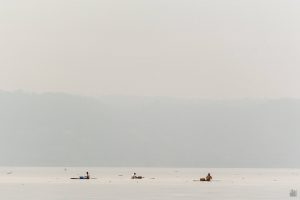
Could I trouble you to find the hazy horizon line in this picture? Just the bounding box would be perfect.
[1,89,299,102]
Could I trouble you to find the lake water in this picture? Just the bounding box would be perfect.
[0,167,299,199]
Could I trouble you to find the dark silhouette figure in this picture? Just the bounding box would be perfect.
[132,172,143,179]
[70,171,91,180]
[206,173,212,181]
[200,173,212,181]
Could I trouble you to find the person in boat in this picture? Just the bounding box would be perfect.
[206,173,212,181]
[132,172,143,179]
[86,172,90,179]
[71,172,91,179]
[132,172,137,179]
[200,173,212,181]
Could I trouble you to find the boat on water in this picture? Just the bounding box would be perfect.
[71,171,95,180]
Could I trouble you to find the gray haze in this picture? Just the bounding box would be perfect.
[1,1,299,167]
[0,91,299,167]
[1,0,300,98]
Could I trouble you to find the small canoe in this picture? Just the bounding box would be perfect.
[131,176,144,179]
[70,177,96,180]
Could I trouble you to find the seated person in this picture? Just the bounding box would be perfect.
[79,172,90,179]
[131,172,137,179]
[131,172,143,179]
[86,172,90,179]
[206,173,212,181]
[200,173,212,181]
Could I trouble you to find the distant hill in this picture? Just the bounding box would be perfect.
[0,91,299,167]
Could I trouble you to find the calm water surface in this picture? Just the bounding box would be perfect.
[0,167,298,200]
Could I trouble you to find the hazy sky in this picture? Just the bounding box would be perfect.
[1,0,300,99]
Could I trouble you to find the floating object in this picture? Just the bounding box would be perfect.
[132,176,144,179]
[70,172,93,180]
[70,176,87,180]
[200,173,212,182]
[131,172,144,179]
[70,177,96,180]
